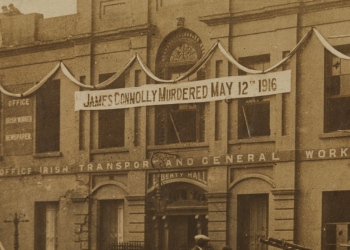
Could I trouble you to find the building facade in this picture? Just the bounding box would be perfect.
[1,0,350,250]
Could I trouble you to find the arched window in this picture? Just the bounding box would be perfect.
[155,29,205,145]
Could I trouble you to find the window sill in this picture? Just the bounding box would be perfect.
[33,151,62,158]
[229,135,275,145]
[319,131,350,139]
[148,142,209,150]
[91,147,129,154]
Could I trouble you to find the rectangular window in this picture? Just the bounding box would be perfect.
[237,194,268,250]
[156,103,205,145]
[35,202,58,250]
[98,73,125,149]
[238,55,271,139]
[99,200,124,249]
[155,68,205,145]
[322,191,350,250]
[36,80,60,153]
[324,47,350,132]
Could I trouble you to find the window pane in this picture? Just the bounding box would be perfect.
[36,80,60,153]
[238,55,270,139]
[340,74,350,96]
[156,104,204,145]
[99,109,125,148]
[98,74,125,149]
[325,48,350,132]
[325,97,350,132]
[238,100,270,138]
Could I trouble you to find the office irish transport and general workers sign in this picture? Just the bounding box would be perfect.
[1,147,350,177]
[75,70,291,110]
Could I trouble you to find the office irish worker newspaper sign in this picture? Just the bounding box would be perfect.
[75,70,291,111]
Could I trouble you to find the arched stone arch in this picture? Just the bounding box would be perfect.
[156,28,204,79]
[157,28,204,64]
[147,179,207,194]
[229,173,276,191]
[90,181,128,197]
[147,181,208,212]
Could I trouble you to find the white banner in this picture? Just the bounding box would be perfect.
[75,70,291,110]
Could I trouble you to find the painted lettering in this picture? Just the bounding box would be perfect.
[318,150,326,158]
[341,148,348,157]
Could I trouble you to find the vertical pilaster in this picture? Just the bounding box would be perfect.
[72,197,90,250]
[271,189,296,242]
[153,216,160,250]
[125,196,146,243]
[163,216,169,250]
[206,192,228,249]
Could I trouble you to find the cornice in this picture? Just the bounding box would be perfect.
[199,0,350,26]
[271,188,297,196]
[302,0,350,13]
[0,23,154,58]
[125,195,146,202]
[93,23,156,43]
[198,3,300,26]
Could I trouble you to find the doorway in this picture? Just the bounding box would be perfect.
[98,200,123,250]
[167,215,198,250]
[146,182,208,250]
[237,194,268,250]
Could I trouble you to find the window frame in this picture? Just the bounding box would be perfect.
[155,30,206,146]
[324,46,350,133]
[35,79,60,153]
[237,55,272,139]
[97,73,126,149]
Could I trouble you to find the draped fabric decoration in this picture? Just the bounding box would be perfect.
[217,42,263,74]
[0,62,60,98]
[94,54,137,89]
[136,54,175,83]
[263,28,313,73]
[0,27,349,97]
[313,27,350,60]
[60,62,94,90]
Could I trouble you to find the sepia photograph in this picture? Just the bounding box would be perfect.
[0,0,349,249]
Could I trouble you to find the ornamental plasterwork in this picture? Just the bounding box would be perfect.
[169,43,198,63]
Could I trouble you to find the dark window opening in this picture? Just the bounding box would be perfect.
[98,73,125,149]
[324,46,350,132]
[156,103,205,145]
[238,55,271,139]
[155,67,205,145]
[36,80,60,153]
[322,191,350,250]
[238,98,270,138]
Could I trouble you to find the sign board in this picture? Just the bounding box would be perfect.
[3,83,34,155]
[148,170,208,190]
[75,70,291,110]
[0,150,293,177]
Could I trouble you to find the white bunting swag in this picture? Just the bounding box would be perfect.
[0,28,347,97]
